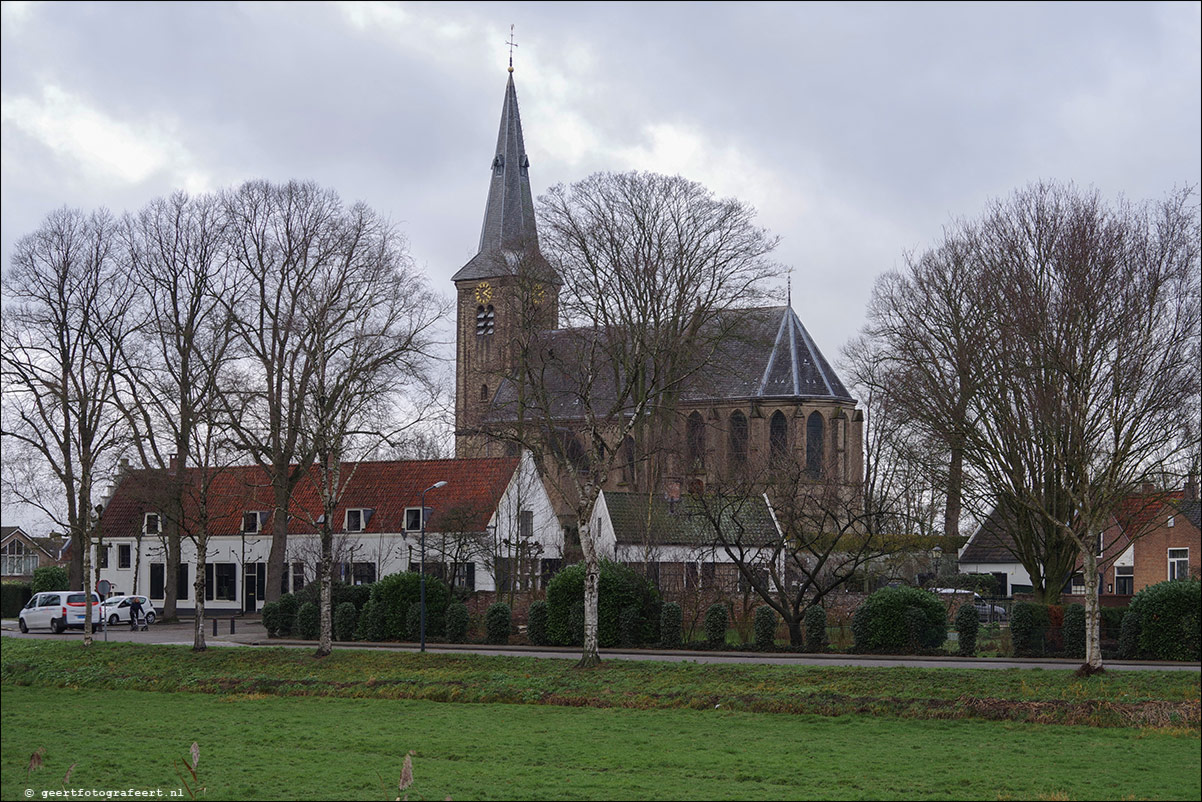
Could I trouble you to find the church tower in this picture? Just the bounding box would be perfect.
[453,67,559,457]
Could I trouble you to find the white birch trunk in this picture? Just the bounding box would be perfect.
[193,538,207,651]
[1082,548,1103,671]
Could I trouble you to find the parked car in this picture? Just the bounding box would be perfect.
[18,591,103,633]
[100,595,157,626]
[930,588,1009,623]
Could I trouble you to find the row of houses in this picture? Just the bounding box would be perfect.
[958,482,1201,600]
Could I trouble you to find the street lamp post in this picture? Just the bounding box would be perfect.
[420,480,447,653]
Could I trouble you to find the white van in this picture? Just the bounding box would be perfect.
[18,591,103,633]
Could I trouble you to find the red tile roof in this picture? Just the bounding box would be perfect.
[100,458,520,538]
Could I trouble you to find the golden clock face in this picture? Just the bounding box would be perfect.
[531,283,546,305]
[474,281,493,304]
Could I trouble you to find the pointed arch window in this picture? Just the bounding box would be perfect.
[476,304,495,336]
[770,411,788,465]
[686,412,706,471]
[729,411,748,474]
[480,383,490,403]
[806,411,825,479]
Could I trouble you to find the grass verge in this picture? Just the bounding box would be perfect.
[2,639,1198,728]
[3,686,1200,801]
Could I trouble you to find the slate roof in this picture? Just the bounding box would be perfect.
[100,458,520,538]
[1172,499,1201,530]
[486,305,853,423]
[604,491,778,548]
[453,73,557,285]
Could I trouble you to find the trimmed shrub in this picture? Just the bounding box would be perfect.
[754,605,777,651]
[1,582,32,618]
[32,566,68,594]
[445,601,469,643]
[545,560,661,648]
[1129,579,1201,662]
[405,604,423,642]
[1118,610,1141,659]
[1062,603,1086,659]
[660,602,682,649]
[1010,602,1050,657]
[260,600,283,637]
[704,603,728,648]
[296,601,320,640]
[294,580,372,615]
[955,600,979,657]
[852,586,947,654]
[526,600,549,646]
[334,601,357,641]
[618,605,641,647]
[485,602,511,645]
[804,605,828,653]
[276,594,299,638]
[370,571,450,640]
[355,598,387,641]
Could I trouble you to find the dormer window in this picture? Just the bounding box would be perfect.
[346,508,373,533]
[405,507,426,532]
[243,511,268,534]
[144,512,161,536]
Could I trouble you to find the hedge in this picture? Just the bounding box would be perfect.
[1011,602,1051,657]
[32,566,68,594]
[2,583,32,618]
[333,601,358,641]
[704,603,728,648]
[954,599,979,657]
[754,605,777,651]
[545,561,661,647]
[1062,604,1086,660]
[804,605,828,653]
[526,600,549,646]
[852,586,947,654]
[295,601,320,640]
[660,602,682,649]
[1129,579,1201,661]
[485,602,511,645]
[369,571,450,640]
[446,601,470,643]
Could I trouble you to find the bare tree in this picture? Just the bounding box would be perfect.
[218,180,443,605]
[495,171,783,666]
[962,183,1200,671]
[114,191,235,621]
[1,208,133,645]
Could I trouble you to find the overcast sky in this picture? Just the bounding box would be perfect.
[2,2,1200,529]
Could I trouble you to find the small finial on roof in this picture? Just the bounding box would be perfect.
[787,272,792,309]
[506,24,518,73]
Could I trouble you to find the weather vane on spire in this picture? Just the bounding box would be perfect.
[787,271,793,309]
[506,24,518,73]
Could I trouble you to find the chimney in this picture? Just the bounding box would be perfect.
[168,454,178,474]
[1185,475,1198,503]
[1140,481,1155,495]
[665,479,682,514]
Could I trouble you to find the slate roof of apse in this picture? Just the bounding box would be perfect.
[100,458,520,538]
[487,305,853,422]
[603,491,778,548]
[452,72,558,285]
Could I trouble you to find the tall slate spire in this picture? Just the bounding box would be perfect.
[453,72,551,282]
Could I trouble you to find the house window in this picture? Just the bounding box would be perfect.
[150,563,165,600]
[1168,548,1190,581]
[1096,533,1105,558]
[345,508,373,532]
[118,544,131,569]
[292,562,305,592]
[686,412,706,470]
[1069,573,1086,595]
[404,507,425,532]
[98,545,109,569]
[1115,566,1134,595]
[214,563,237,600]
[1167,516,1175,528]
[728,411,748,474]
[144,513,161,536]
[352,562,377,585]
[495,556,534,592]
[177,563,189,601]
[1,539,38,577]
[242,512,265,534]
[806,412,825,478]
[520,510,534,540]
[769,411,788,465]
[449,562,475,591]
[539,558,562,589]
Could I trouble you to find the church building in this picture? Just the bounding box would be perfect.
[452,67,864,508]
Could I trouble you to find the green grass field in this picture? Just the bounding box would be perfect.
[2,639,1199,800]
[3,686,1200,801]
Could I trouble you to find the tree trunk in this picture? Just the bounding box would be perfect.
[265,485,290,604]
[787,615,803,648]
[193,541,207,651]
[164,516,181,620]
[1082,547,1103,672]
[317,529,333,657]
[943,446,963,538]
[81,529,93,647]
[576,515,601,668]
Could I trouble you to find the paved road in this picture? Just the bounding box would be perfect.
[4,619,1198,671]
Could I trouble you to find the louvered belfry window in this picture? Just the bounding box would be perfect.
[476,305,495,335]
